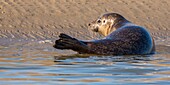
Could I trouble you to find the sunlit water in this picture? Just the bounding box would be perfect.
[0,39,170,85]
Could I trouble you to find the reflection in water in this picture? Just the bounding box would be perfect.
[54,54,154,62]
[0,40,170,84]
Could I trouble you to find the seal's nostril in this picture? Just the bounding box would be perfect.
[88,23,91,26]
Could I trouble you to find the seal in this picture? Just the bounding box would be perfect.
[53,13,155,55]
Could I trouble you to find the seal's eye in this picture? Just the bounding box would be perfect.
[97,20,101,23]
[103,20,106,23]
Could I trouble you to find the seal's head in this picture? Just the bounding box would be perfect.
[88,13,127,36]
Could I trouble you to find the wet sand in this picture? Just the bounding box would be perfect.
[0,0,169,41]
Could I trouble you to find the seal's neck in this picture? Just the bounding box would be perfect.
[104,18,130,36]
[112,18,130,30]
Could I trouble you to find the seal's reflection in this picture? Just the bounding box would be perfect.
[54,54,154,63]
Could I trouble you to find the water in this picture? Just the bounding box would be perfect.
[0,39,170,85]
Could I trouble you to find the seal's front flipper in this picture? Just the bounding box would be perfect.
[53,33,89,52]
[53,39,71,49]
[59,33,73,39]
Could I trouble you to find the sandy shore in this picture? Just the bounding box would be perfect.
[0,0,169,42]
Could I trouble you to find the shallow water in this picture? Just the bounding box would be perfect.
[0,39,170,85]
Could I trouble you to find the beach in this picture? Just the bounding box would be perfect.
[0,0,169,42]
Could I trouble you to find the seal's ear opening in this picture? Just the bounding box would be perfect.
[102,19,108,24]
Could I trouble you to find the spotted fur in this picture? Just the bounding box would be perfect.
[54,13,155,55]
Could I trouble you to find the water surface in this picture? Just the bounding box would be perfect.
[0,39,170,85]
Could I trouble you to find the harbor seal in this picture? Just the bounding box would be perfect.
[53,13,155,55]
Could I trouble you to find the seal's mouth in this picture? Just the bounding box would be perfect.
[88,23,99,32]
[92,28,98,32]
